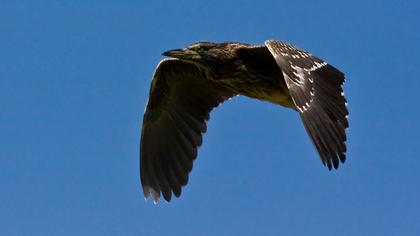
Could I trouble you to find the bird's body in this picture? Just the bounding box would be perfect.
[214,47,294,107]
[177,42,295,107]
[141,40,348,203]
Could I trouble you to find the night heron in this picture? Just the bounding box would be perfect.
[141,40,348,203]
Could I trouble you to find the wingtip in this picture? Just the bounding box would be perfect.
[143,185,162,205]
[143,185,151,199]
[152,190,160,205]
[327,164,332,171]
[323,152,347,171]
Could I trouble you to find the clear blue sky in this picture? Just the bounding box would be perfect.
[1,1,419,235]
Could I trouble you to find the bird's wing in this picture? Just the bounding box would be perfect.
[141,58,235,203]
[265,40,348,170]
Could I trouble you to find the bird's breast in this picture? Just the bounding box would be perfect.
[216,73,295,108]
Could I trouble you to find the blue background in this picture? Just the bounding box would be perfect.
[1,1,419,235]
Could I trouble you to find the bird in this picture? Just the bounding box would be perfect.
[140,39,348,203]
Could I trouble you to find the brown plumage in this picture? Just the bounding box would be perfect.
[141,40,349,203]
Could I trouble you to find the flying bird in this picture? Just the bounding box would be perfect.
[140,40,348,203]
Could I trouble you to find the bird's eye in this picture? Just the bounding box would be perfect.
[196,47,205,53]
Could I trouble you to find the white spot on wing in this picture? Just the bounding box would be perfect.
[304,61,327,72]
[290,64,306,86]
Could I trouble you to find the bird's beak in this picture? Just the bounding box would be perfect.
[162,48,197,59]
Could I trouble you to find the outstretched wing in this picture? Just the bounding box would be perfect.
[265,40,348,170]
[141,59,235,203]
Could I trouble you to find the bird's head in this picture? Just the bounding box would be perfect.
[162,42,247,70]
